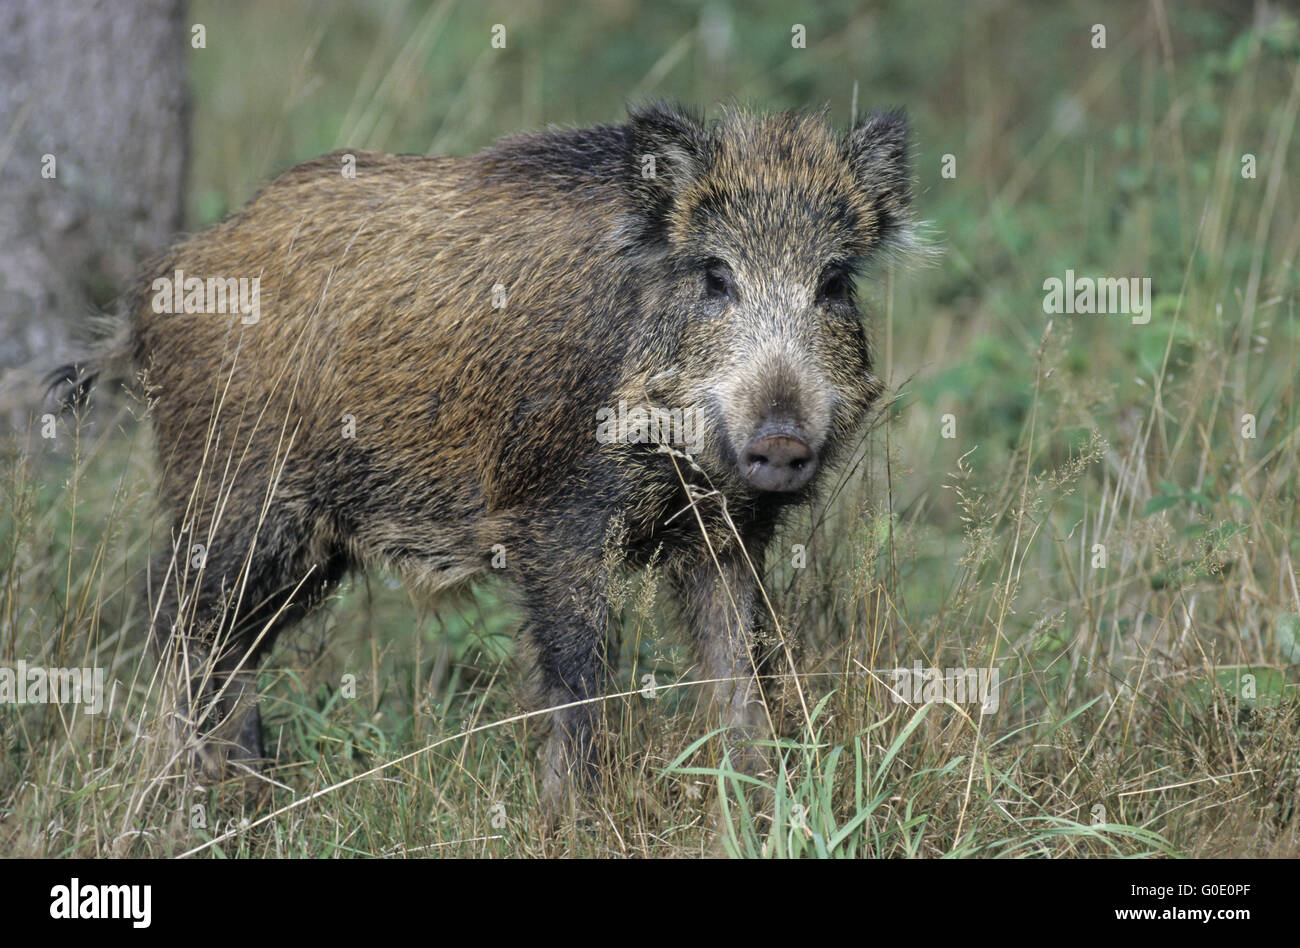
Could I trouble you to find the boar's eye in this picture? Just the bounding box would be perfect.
[703,258,738,302]
[816,265,854,305]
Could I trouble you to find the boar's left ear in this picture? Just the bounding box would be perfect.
[842,108,913,251]
[624,102,713,244]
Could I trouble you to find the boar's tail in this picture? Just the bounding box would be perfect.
[43,320,133,415]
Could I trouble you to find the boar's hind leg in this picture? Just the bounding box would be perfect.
[150,519,345,780]
[674,549,773,777]
[518,552,612,811]
[184,644,265,780]
[149,567,265,780]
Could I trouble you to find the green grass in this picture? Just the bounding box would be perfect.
[2,0,1299,857]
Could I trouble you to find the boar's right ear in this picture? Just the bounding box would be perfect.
[625,102,713,244]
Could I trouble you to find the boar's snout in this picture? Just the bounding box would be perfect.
[739,420,817,492]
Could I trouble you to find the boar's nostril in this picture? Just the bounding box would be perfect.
[740,431,817,492]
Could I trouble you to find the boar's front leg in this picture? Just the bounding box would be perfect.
[675,547,773,777]
[517,549,612,811]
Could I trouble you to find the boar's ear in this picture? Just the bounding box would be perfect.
[625,102,712,243]
[842,108,914,252]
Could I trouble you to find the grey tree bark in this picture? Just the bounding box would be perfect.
[0,0,189,421]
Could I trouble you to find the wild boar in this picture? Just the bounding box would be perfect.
[49,102,914,808]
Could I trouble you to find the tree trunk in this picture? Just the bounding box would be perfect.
[0,0,189,421]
